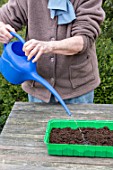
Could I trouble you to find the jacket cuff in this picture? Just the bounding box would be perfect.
[78,35,94,54]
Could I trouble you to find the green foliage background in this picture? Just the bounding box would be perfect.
[95,0,113,103]
[0,0,27,132]
[0,0,113,131]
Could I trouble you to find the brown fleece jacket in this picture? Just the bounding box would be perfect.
[0,0,105,102]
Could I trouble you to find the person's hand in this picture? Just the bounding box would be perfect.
[0,22,16,44]
[23,36,84,62]
[23,39,53,63]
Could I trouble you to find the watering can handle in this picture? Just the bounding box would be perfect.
[4,32,25,48]
[10,32,25,44]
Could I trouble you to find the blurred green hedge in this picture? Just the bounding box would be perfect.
[0,28,27,132]
[0,0,113,132]
[0,0,27,132]
[94,0,113,103]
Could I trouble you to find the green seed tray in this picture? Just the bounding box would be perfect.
[44,119,113,158]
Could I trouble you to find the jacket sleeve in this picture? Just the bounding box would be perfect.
[71,0,105,53]
[0,0,27,31]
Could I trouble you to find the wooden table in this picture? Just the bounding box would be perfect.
[0,102,113,170]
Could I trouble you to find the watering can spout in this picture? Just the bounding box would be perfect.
[30,72,72,116]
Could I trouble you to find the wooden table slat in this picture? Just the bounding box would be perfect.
[1,102,113,170]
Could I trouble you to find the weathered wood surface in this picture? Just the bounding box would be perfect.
[0,102,113,170]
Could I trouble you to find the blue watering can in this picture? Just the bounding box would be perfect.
[0,32,71,116]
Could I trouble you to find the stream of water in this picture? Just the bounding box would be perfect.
[70,115,88,144]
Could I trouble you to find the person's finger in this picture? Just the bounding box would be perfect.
[24,43,36,56]
[27,45,40,60]
[0,34,9,40]
[0,22,16,43]
[32,47,44,63]
[0,26,15,42]
[0,38,9,44]
[3,24,15,39]
[5,24,16,33]
[0,34,11,43]
[23,39,36,51]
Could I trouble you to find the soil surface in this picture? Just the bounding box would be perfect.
[50,127,113,146]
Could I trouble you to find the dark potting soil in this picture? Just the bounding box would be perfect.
[49,127,113,146]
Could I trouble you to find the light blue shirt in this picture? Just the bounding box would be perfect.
[48,0,76,25]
